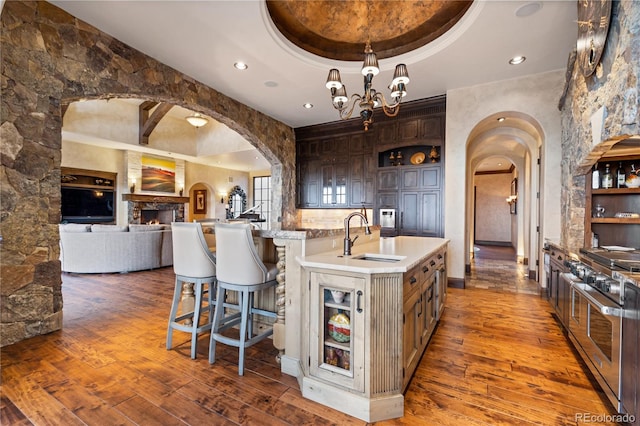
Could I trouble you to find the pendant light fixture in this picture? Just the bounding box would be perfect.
[185,112,208,128]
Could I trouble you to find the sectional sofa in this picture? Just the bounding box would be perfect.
[59,223,173,273]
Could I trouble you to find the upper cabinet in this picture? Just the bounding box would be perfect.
[295,96,445,212]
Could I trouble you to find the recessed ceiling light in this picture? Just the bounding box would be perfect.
[264,80,278,88]
[303,103,313,109]
[497,117,506,122]
[234,62,248,70]
[509,56,526,65]
[515,2,542,17]
[498,162,503,166]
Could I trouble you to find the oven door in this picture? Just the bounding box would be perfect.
[569,282,623,412]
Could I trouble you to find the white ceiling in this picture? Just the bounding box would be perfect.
[49,0,578,171]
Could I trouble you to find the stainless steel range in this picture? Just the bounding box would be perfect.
[563,247,640,418]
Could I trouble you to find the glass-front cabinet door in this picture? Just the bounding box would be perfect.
[309,271,365,392]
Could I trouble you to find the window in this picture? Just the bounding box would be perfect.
[253,176,271,224]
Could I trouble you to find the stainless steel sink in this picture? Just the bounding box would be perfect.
[350,253,405,263]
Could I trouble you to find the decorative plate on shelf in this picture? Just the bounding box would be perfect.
[328,313,350,343]
[410,152,425,165]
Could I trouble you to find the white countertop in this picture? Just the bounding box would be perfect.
[298,236,449,274]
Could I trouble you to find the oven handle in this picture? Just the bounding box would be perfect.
[571,281,622,317]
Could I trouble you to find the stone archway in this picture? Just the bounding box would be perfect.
[0,1,295,346]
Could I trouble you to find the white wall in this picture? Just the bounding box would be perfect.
[185,162,250,221]
[62,140,252,224]
[474,173,512,243]
[61,141,127,224]
[446,70,564,280]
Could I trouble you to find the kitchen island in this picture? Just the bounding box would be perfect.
[297,236,449,422]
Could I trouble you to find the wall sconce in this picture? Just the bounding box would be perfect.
[219,192,227,204]
[506,195,518,205]
[130,178,136,193]
[179,186,184,197]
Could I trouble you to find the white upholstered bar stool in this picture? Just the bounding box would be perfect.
[167,222,216,359]
[208,222,277,375]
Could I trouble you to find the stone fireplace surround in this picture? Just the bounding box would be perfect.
[123,194,190,225]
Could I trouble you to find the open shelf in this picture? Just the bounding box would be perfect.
[591,217,640,224]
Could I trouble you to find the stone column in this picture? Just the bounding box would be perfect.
[273,242,286,361]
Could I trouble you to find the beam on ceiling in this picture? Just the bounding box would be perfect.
[139,101,173,145]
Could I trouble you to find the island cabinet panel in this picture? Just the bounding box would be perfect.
[402,265,422,390]
[299,237,449,422]
[309,271,366,392]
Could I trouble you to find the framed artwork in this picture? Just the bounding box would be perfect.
[194,189,207,214]
[141,155,175,193]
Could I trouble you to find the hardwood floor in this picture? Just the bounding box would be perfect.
[468,245,539,295]
[1,268,620,425]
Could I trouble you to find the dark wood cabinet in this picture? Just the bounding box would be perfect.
[320,161,349,207]
[295,96,446,214]
[378,169,399,191]
[585,156,640,247]
[399,188,441,237]
[378,164,442,237]
[297,160,320,208]
[349,154,375,207]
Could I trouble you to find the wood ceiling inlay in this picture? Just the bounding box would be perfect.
[266,0,473,61]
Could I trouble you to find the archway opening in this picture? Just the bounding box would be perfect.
[464,112,545,293]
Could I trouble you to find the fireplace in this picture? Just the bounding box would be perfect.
[122,194,189,224]
[141,209,176,224]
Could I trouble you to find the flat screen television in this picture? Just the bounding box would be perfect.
[61,187,115,223]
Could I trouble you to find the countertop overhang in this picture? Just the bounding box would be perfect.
[298,236,449,273]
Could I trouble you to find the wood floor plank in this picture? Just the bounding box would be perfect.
[0,390,33,426]
[176,379,289,426]
[1,266,623,425]
[43,380,136,425]
[1,370,85,426]
[113,395,186,426]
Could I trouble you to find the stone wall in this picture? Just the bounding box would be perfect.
[0,1,295,346]
[559,0,640,253]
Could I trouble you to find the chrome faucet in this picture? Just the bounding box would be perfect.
[344,212,371,256]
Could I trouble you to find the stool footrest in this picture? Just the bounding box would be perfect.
[212,328,273,348]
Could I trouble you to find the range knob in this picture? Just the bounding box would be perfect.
[593,274,608,290]
[606,280,621,295]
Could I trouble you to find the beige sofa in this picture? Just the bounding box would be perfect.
[59,224,173,273]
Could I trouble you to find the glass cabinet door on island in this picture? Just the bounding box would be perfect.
[309,272,365,392]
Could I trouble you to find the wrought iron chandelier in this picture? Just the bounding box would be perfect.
[325,41,410,131]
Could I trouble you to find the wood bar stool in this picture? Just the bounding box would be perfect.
[208,222,277,375]
[167,222,216,359]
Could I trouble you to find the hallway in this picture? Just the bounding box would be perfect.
[1,268,617,425]
[467,244,540,295]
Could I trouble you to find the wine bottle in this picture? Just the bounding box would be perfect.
[617,162,626,188]
[592,163,600,189]
[602,163,613,189]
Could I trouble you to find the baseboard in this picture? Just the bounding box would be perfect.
[448,277,465,289]
[474,240,512,247]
